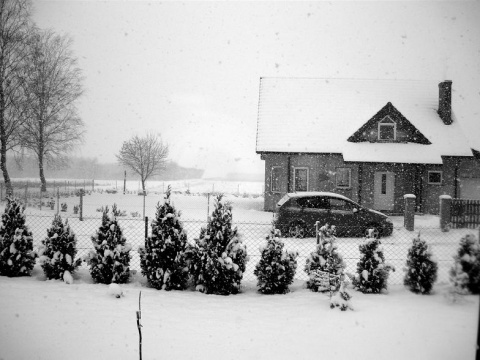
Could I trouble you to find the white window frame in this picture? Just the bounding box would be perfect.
[378,116,397,141]
[270,166,282,193]
[428,171,443,185]
[336,167,352,189]
[293,167,309,192]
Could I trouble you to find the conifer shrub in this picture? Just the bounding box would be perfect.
[353,232,394,293]
[254,228,298,294]
[185,194,248,295]
[304,225,346,292]
[139,187,189,290]
[38,215,82,281]
[85,205,132,284]
[0,198,36,277]
[449,233,480,294]
[403,233,438,294]
[330,281,353,311]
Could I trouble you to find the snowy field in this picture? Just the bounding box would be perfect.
[0,269,478,360]
[1,179,479,360]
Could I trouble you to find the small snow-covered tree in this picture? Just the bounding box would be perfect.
[139,186,189,290]
[449,233,480,294]
[330,281,353,311]
[85,205,131,284]
[304,225,346,292]
[254,228,298,294]
[186,194,248,295]
[0,198,36,277]
[354,232,394,293]
[38,215,82,281]
[404,233,438,294]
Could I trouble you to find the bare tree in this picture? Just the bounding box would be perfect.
[0,0,32,194]
[18,29,84,191]
[116,133,169,193]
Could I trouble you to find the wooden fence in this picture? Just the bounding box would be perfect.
[450,199,480,229]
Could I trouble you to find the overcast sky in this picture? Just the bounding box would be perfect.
[33,0,480,178]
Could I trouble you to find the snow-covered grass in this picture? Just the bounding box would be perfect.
[0,266,477,360]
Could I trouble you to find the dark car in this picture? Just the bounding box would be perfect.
[275,192,393,238]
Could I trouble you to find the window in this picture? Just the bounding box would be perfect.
[336,168,351,188]
[329,198,353,212]
[381,173,387,194]
[294,168,308,192]
[297,197,329,209]
[378,116,396,141]
[428,171,443,185]
[271,166,282,192]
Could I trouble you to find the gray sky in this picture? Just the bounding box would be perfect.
[33,1,480,178]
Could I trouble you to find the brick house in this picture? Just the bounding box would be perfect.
[255,78,480,214]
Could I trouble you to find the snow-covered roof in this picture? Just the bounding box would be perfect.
[256,77,474,164]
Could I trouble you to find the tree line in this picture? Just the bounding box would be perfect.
[1,0,84,193]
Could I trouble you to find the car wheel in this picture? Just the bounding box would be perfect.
[365,225,380,239]
[288,222,306,238]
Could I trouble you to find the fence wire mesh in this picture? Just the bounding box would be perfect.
[23,213,479,286]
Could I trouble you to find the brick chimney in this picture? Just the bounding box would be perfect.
[438,80,452,125]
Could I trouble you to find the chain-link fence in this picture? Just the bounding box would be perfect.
[23,213,479,286]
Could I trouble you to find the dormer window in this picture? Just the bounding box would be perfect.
[378,116,396,141]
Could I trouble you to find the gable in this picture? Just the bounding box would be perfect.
[347,102,431,144]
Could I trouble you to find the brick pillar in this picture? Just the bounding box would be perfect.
[439,195,452,232]
[404,194,416,231]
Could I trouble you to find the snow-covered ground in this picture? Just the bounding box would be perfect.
[0,267,477,360]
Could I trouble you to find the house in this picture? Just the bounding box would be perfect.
[255,78,480,214]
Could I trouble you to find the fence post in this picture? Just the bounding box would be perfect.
[439,195,452,232]
[24,183,28,209]
[79,189,83,221]
[143,191,146,220]
[56,187,60,215]
[144,216,148,240]
[404,194,416,231]
[315,221,320,244]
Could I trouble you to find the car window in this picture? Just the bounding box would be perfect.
[297,197,329,209]
[329,198,353,211]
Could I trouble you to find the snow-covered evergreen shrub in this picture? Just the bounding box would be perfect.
[85,207,131,284]
[304,225,346,292]
[354,233,394,293]
[185,194,248,295]
[38,215,82,281]
[449,233,480,294]
[0,198,36,277]
[403,233,438,294]
[330,281,353,311]
[254,228,298,294]
[139,187,189,290]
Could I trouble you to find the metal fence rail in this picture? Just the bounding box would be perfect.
[23,214,479,286]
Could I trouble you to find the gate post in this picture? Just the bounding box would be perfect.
[404,194,416,231]
[439,195,452,232]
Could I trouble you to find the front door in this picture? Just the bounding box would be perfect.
[374,172,395,211]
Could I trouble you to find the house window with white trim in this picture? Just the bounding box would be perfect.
[271,166,282,192]
[378,116,396,141]
[336,167,351,188]
[294,167,308,192]
[428,171,443,185]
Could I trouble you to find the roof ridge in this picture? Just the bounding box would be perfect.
[259,76,441,82]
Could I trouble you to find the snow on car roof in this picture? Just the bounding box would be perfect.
[283,191,352,201]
